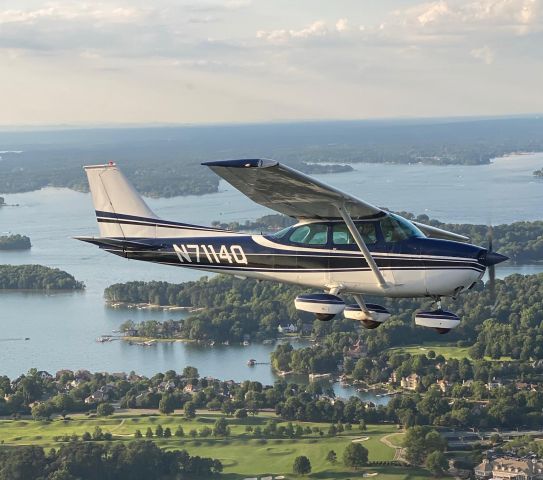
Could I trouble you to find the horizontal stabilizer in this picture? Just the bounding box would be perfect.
[74,236,162,250]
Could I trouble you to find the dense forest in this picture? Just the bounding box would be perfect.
[4,359,543,431]
[105,276,304,342]
[0,265,84,290]
[105,273,543,358]
[1,117,542,196]
[0,234,31,250]
[0,441,222,480]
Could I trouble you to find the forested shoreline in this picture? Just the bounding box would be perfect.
[104,273,543,360]
[1,117,542,197]
[0,234,31,250]
[0,265,84,290]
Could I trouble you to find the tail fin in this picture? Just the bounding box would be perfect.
[84,163,228,239]
[84,163,159,238]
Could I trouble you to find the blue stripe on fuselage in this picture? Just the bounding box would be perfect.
[109,234,486,273]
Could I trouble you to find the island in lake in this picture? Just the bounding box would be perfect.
[0,234,31,250]
[0,264,84,290]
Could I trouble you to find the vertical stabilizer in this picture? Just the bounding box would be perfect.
[84,163,158,238]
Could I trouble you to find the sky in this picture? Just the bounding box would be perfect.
[0,0,541,125]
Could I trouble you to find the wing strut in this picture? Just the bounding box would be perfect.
[336,204,388,289]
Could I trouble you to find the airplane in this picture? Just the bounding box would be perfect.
[76,159,508,334]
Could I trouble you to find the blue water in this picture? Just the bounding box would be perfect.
[0,152,542,403]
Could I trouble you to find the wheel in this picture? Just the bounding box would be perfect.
[434,328,451,334]
[315,313,335,322]
[361,320,382,330]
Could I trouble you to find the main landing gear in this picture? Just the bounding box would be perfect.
[295,293,462,334]
[294,291,391,329]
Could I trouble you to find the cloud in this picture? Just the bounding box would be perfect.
[470,45,495,64]
[256,18,357,44]
[335,18,349,32]
[0,3,146,25]
[257,20,328,43]
[400,0,542,34]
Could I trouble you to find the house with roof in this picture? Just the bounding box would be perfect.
[84,390,109,404]
[401,373,420,391]
[278,323,298,334]
[475,456,543,480]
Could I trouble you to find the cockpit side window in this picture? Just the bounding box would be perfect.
[288,224,328,245]
[332,222,377,245]
[380,214,424,243]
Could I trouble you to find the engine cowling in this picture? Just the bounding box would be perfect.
[415,309,460,334]
[344,303,391,329]
[294,293,345,321]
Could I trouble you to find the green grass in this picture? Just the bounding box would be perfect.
[387,342,471,360]
[0,412,446,479]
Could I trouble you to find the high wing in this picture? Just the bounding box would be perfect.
[202,159,384,219]
[203,158,469,243]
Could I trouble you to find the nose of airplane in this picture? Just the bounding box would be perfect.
[478,250,509,267]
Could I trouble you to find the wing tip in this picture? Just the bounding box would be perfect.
[202,158,278,169]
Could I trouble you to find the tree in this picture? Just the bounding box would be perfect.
[425,451,449,476]
[81,432,92,441]
[163,427,172,438]
[182,366,199,379]
[31,402,51,420]
[343,443,368,469]
[96,403,114,417]
[213,417,230,437]
[145,427,153,438]
[134,430,142,438]
[92,426,103,441]
[326,450,337,464]
[159,394,176,414]
[48,469,78,480]
[293,455,312,475]
[155,424,164,437]
[235,408,247,419]
[0,445,47,480]
[403,426,446,466]
[184,401,196,419]
[175,426,185,437]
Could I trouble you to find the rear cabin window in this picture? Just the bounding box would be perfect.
[288,224,328,245]
[332,223,377,246]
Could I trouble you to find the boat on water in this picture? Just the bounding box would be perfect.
[96,336,115,343]
[247,359,256,366]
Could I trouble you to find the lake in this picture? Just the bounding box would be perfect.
[1,152,542,403]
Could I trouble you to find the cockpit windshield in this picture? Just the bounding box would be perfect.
[380,214,424,242]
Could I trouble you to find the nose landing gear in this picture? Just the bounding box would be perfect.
[414,298,461,334]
